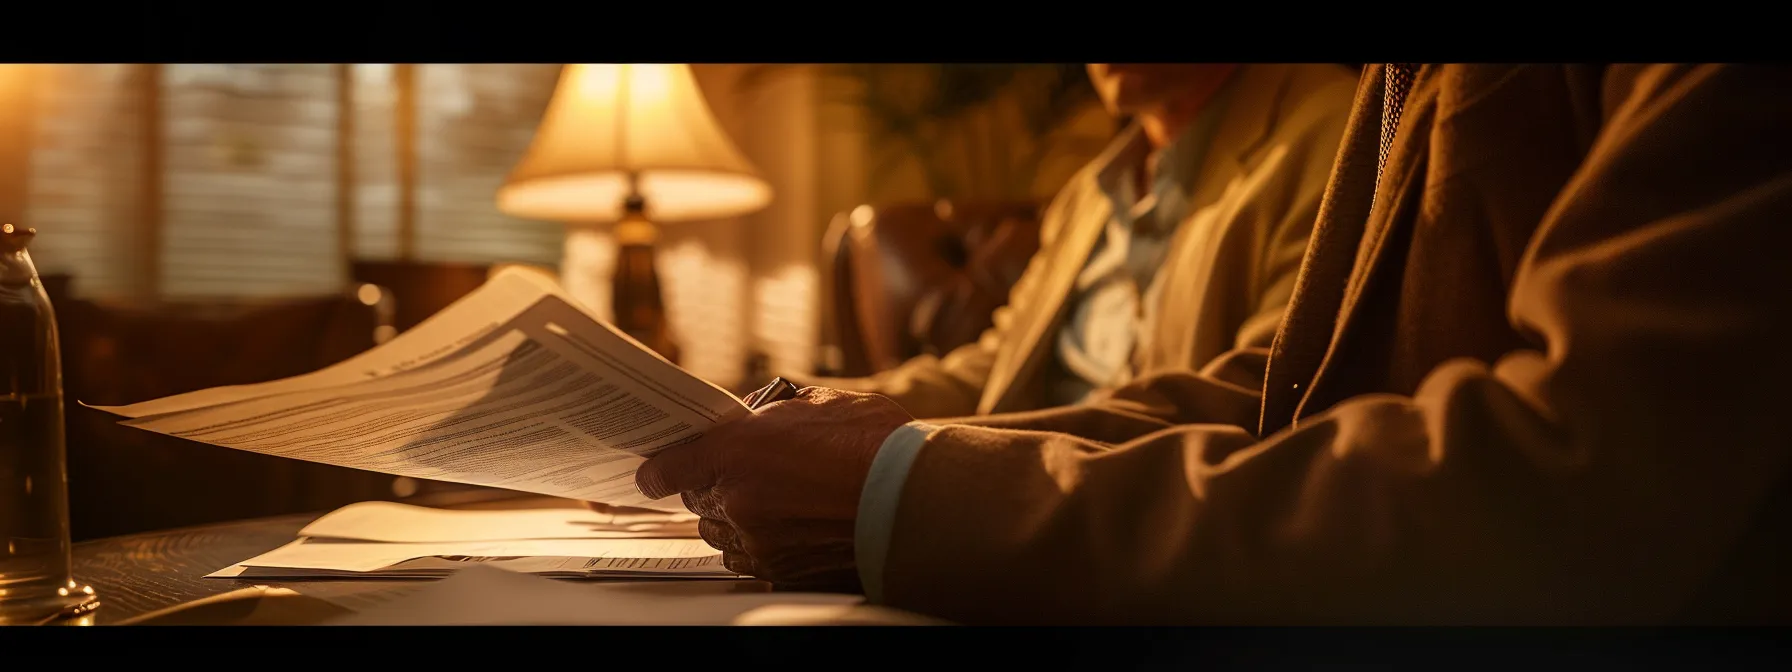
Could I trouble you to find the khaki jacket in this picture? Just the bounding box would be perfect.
[880,64,1792,625]
[828,64,1358,418]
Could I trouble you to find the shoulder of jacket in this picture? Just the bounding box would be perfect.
[1273,64,1361,138]
[1037,163,1105,246]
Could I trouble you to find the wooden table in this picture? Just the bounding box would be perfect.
[68,495,771,625]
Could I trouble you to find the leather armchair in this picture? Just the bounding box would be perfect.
[818,200,1042,377]
[350,260,492,333]
[50,280,405,539]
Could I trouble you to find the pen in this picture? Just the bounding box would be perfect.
[742,376,801,410]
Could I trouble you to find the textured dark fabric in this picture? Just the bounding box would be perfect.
[1376,63,1421,192]
[884,64,1792,624]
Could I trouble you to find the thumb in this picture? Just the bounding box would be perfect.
[636,441,723,500]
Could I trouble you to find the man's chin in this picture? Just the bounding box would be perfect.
[1110,94,1170,118]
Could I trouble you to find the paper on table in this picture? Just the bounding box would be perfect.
[234,537,720,572]
[87,269,750,511]
[298,501,700,543]
[210,558,735,581]
[329,564,861,625]
[209,537,732,579]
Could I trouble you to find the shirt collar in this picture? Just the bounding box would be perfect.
[1092,124,1150,204]
[1091,80,1239,231]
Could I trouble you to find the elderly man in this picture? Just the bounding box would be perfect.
[639,64,1792,625]
[808,63,1357,419]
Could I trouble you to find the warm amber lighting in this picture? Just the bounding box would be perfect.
[0,65,31,101]
[614,212,658,245]
[497,64,771,223]
[356,283,383,306]
[849,206,874,229]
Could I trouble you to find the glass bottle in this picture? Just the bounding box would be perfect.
[0,223,99,625]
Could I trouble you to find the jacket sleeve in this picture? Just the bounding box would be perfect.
[879,64,1792,625]
[809,179,1085,419]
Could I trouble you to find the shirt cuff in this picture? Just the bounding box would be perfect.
[855,420,937,604]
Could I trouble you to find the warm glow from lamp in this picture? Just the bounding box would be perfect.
[497,64,772,223]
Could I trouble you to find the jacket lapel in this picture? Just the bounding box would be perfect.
[1211,64,1294,170]
[1143,65,1297,368]
[978,191,1110,414]
[1288,67,1438,424]
[1258,65,1384,436]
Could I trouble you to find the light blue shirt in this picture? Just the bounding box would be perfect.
[855,89,1238,603]
[1047,103,1229,406]
[854,420,936,602]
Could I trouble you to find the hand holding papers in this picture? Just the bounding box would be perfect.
[89,269,750,512]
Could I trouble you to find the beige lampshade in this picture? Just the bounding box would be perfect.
[497,64,772,223]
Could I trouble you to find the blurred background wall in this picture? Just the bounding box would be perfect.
[1,63,1112,391]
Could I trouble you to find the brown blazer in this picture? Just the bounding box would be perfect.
[878,64,1792,625]
[820,64,1357,418]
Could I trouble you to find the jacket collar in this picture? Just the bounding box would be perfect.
[1209,63,1300,167]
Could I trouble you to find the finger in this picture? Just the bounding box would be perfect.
[698,518,744,554]
[636,442,725,500]
[745,385,828,416]
[740,386,765,408]
[793,385,835,402]
[681,489,727,520]
[722,551,759,577]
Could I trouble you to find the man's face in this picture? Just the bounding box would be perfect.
[1086,63,1235,116]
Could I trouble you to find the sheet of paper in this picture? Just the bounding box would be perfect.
[230,537,722,573]
[282,581,436,613]
[373,554,731,578]
[115,586,360,626]
[93,268,567,419]
[297,501,699,542]
[213,556,740,580]
[329,564,861,625]
[87,268,750,511]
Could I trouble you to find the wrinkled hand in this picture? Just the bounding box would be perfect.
[635,387,914,592]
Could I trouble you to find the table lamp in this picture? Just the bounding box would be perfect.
[498,64,772,361]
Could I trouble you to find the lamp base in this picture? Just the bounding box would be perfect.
[609,215,679,363]
[611,244,679,362]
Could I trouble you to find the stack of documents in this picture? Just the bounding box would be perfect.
[208,501,739,580]
[88,268,753,513]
